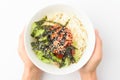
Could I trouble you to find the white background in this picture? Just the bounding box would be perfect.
[0,0,120,80]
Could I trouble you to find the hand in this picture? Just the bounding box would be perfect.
[18,30,42,80]
[80,30,102,80]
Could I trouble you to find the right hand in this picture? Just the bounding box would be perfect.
[80,30,102,80]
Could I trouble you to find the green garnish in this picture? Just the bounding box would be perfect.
[64,19,70,27]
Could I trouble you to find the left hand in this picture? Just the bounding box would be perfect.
[18,30,42,80]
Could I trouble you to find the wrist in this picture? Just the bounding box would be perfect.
[24,64,39,71]
[80,71,97,80]
[22,65,42,80]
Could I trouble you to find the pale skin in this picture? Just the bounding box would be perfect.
[18,30,42,80]
[18,29,102,80]
[80,30,102,80]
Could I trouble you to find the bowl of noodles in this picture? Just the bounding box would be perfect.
[24,4,95,75]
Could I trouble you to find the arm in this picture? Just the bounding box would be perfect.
[80,30,102,80]
[80,71,97,80]
[22,65,41,80]
[18,30,42,80]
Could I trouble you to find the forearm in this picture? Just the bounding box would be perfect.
[22,65,42,80]
[80,71,97,80]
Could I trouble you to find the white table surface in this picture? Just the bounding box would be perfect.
[0,0,120,80]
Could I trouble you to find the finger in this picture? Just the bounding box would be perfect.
[93,29,102,60]
[18,29,25,58]
[19,30,24,48]
[95,29,102,45]
[19,29,24,41]
[94,29,102,53]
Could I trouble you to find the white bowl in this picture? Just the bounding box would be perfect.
[24,4,95,75]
